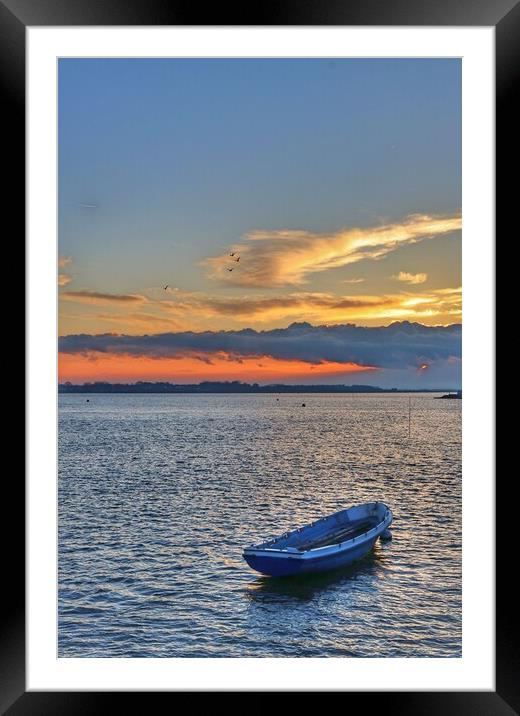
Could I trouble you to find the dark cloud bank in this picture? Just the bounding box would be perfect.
[59,321,461,369]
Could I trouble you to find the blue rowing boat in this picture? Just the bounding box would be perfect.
[243,501,392,577]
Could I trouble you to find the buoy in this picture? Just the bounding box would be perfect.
[380,528,392,541]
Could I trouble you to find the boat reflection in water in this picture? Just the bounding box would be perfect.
[246,544,390,605]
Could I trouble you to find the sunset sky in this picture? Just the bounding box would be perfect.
[58,58,461,387]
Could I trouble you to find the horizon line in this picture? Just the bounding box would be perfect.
[59,380,461,392]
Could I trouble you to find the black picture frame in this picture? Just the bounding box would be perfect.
[7,0,506,709]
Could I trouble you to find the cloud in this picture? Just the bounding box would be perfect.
[392,271,428,284]
[159,286,461,324]
[93,312,185,331]
[161,291,393,321]
[60,283,461,335]
[60,291,148,306]
[58,256,73,286]
[204,213,461,287]
[59,321,461,370]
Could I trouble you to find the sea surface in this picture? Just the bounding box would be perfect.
[58,393,461,658]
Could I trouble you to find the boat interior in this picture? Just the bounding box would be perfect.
[293,517,380,551]
[264,511,384,554]
[251,503,388,553]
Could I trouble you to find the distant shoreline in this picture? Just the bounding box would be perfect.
[59,382,460,395]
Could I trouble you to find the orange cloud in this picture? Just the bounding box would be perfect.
[158,287,462,325]
[61,291,148,306]
[204,213,461,287]
[59,285,462,335]
[58,256,73,286]
[160,290,393,321]
[392,271,428,284]
[93,312,186,330]
[59,351,377,384]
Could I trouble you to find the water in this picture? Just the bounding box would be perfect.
[58,393,461,658]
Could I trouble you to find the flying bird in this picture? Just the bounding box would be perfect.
[227,268,234,272]
[230,252,237,257]
[163,285,169,290]
[235,256,240,262]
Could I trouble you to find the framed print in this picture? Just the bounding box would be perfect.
[5,0,508,709]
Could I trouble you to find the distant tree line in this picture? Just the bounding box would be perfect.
[58,381,446,394]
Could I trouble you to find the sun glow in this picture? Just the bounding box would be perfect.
[58,351,378,384]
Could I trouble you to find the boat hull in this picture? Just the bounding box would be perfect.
[244,537,378,577]
[243,502,392,577]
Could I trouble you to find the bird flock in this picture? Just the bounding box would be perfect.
[163,250,241,290]
[227,252,240,272]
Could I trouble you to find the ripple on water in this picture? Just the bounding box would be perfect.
[59,393,461,658]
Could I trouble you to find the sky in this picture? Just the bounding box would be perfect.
[58,58,461,387]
